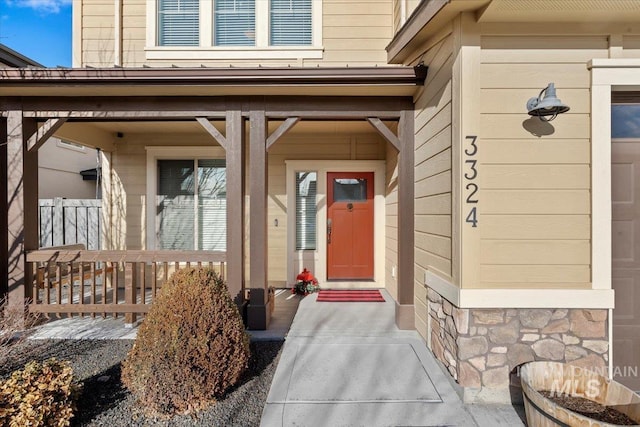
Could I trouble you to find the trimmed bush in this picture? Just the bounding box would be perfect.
[0,358,77,427]
[121,267,250,416]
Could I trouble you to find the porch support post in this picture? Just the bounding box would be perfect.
[1,118,7,300]
[225,110,245,306]
[247,109,271,330]
[5,109,38,309]
[396,109,415,330]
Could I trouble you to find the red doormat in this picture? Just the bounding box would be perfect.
[316,289,385,302]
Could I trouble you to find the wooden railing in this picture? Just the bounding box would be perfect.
[26,249,227,323]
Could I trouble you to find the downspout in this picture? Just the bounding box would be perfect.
[114,0,123,66]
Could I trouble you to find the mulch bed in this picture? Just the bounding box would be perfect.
[539,390,638,425]
[1,339,283,426]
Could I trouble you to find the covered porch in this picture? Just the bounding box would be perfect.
[0,66,423,330]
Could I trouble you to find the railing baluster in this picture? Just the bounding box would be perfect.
[44,261,51,305]
[79,262,85,316]
[91,262,96,318]
[55,264,62,317]
[152,262,157,301]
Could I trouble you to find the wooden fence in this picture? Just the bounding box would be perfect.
[26,249,226,323]
[39,198,102,250]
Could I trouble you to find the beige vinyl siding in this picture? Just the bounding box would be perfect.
[109,129,385,285]
[385,145,399,302]
[393,0,401,34]
[121,1,146,66]
[413,25,454,293]
[81,0,394,67]
[477,34,604,289]
[81,1,116,67]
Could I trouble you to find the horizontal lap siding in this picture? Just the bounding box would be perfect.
[111,132,385,284]
[414,27,454,293]
[269,133,386,283]
[81,1,115,67]
[478,35,603,288]
[83,0,393,67]
[386,146,399,301]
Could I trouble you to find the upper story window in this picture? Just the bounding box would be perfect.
[158,0,200,46]
[270,0,312,46]
[214,0,256,46]
[147,0,323,60]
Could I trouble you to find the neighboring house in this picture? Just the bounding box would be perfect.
[2,0,640,402]
[0,43,99,199]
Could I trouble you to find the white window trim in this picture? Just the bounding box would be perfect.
[285,160,385,288]
[146,0,323,60]
[145,146,226,250]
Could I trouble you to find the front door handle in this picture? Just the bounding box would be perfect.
[327,218,332,244]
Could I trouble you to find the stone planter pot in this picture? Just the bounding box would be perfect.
[520,361,640,426]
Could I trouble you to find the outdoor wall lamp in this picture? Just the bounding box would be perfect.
[526,83,570,121]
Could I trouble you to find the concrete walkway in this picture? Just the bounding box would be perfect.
[27,288,526,426]
[261,290,525,427]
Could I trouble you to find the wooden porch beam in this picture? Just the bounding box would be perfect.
[266,117,299,150]
[5,96,413,120]
[224,109,245,305]
[396,109,415,329]
[366,117,400,151]
[196,117,227,150]
[6,111,38,308]
[28,118,67,152]
[247,109,270,330]
[1,118,6,300]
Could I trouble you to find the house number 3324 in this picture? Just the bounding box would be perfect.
[464,135,478,227]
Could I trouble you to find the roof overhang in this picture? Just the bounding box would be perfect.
[387,0,490,64]
[0,65,427,97]
[388,0,640,64]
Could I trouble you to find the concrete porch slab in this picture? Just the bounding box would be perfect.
[272,342,441,403]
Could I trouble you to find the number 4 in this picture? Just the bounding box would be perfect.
[466,207,478,227]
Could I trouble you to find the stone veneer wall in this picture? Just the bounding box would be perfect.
[427,288,609,391]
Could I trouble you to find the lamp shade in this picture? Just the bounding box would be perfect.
[526,83,570,120]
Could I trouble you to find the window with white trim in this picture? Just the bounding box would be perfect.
[147,0,322,60]
[157,159,226,251]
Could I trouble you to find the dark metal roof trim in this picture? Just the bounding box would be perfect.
[0,43,44,68]
[0,65,427,87]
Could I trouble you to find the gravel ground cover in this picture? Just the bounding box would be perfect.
[0,339,283,426]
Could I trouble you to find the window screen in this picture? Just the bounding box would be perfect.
[270,0,312,46]
[215,0,256,46]
[158,0,200,46]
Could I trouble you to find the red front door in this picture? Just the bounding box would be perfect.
[327,172,374,280]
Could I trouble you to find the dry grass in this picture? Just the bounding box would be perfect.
[0,297,40,360]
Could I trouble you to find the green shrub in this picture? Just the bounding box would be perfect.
[0,358,77,427]
[121,267,250,416]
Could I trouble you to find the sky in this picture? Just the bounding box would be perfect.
[0,0,72,67]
